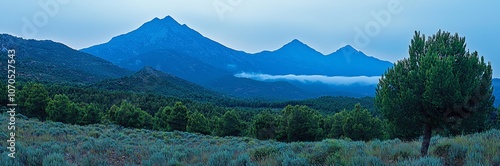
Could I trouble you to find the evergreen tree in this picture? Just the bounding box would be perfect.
[330,110,349,138]
[154,106,172,131]
[78,103,101,125]
[168,102,188,131]
[46,94,77,124]
[187,111,210,135]
[251,110,278,140]
[219,110,244,137]
[279,105,321,142]
[107,101,153,129]
[20,83,50,120]
[376,30,494,156]
[341,104,384,141]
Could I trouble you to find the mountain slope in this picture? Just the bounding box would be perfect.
[0,34,131,84]
[81,16,252,73]
[120,49,230,85]
[92,66,222,101]
[250,42,393,76]
[205,75,315,100]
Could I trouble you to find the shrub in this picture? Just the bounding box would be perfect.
[42,153,69,166]
[397,156,443,166]
[465,144,486,166]
[231,154,256,166]
[208,150,232,166]
[282,155,309,166]
[432,142,467,165]
[349,156,384,166]
[25,147,44,166]
[389,143,418,161]
[249,145,279,161]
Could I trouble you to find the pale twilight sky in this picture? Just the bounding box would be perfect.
[1,0,499,76]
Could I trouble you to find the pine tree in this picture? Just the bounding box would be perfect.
[20,83,50,120]
[186,111,210,135]
[376,30,494,156]
[168,102,188,131]
[251,110,278,140]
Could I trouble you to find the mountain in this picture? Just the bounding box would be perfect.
[120,49,230,85]
[326,45,393,76]
[81,16,394,99]
[249,42,393,76]
[0,34,131,84]
[92,66,222,101]
[81,16,252,75]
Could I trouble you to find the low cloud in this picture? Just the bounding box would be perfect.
[235,72,380,85]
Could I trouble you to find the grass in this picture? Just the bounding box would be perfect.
[1,113,499,165]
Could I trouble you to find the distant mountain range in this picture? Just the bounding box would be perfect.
[80,16,393,99]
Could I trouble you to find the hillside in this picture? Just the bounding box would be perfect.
[1,114,498,165]
[92,66,222,101]
[0,34,131,84]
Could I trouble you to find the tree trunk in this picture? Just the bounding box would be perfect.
[420,123,432,156]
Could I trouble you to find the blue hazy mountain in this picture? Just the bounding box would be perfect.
[249,40,393,76]
[120,49,231,85]
[81,16,394,99]
[0,34,131,84]
[81,16,252,76]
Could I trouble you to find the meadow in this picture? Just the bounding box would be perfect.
[1,113,499,166]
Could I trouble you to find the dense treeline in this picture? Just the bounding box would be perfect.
[1,81,499,142]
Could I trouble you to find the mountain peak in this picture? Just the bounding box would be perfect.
[280,39,313,50]
[274,39,324,56]
[136,66,165,78]
[286,39,306,46]
[148,15,180,25]
[338,45,358,52]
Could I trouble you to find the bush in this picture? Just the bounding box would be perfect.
[231,154,255,166]
[42,153,69,166]
[249,145,278,161]
[349,156,384,166]
[282,155,309,166]
[432,142,467,165]
[397,156,443,166]
[208,150,232,166]
[465,144,486,166]
[25,147,44,166]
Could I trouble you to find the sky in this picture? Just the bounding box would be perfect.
[1,0,499,76]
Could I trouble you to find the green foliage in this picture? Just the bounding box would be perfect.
[169,102,188,131]
[187,111,210,135]
[376,30,494,155]
[18,83,50,120]
[218,110,245,137]
[107,101,153,129]
[77,103,102,125]
[330,104,385,141]
[46,94,78,124]
[251,110,278,140]
[154,106,172,131]
[279,105,321,142]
